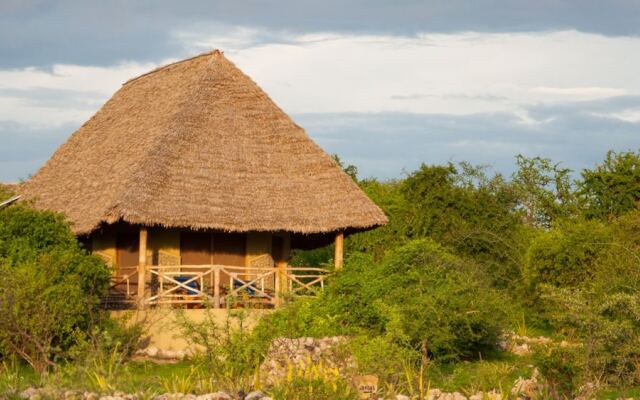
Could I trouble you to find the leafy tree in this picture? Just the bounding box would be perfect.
[332,154,359,181]
[540,286,640,388]
[511,155,576,227]
[525,219,610,289]
[579,150,640,220]
[400,163,524,287]
[347,178,409,260]
[0,203,111,373]
[532,210,640,387]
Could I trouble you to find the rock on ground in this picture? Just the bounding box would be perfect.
[258,336,356,384]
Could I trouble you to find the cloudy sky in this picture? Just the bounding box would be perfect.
[1,1,639,182]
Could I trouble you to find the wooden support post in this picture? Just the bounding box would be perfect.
[137,227,148,308]
[213,266,221,309]
[275,233,291,307]
[335,231,344,270]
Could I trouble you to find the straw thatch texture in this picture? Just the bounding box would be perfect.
[0,182,20,194]
[22,51,387,235]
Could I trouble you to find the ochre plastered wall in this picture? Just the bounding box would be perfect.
[92,225,285,271]
[111,309,270,351]
[148,227,180,266]
[245,232,273,267]
[91,226,116,268]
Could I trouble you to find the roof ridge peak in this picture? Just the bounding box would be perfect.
[123,49,225,86]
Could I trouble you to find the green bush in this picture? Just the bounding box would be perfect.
[525,219,609,289]
[262,239,508,363]
[348,334,419,388]
[533,343,583,399]
[579,149,640,220]
[0,203,111,373]
[176,308,266,393]
[267,365,358,400]
[539,284,640,387]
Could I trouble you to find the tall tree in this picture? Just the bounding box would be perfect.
[579,150,640,220]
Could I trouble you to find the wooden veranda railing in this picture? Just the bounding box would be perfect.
[102,265,329,309]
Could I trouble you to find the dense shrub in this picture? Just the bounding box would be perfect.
[579,150,640,220]
[524,219,610,289]
[0,203,111,373]
[261,239,508,362]
[532,211,640,388]
[539,286,640,388]
[532,343,584,399]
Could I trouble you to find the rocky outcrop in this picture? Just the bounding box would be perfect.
[18,389,271,400]
[498,332,553,356]
[134,346,194,361]
[258,336,356,384]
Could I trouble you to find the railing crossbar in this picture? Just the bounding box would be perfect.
[105,264,329,308]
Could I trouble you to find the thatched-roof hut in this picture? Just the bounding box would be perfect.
[21,50,386,308]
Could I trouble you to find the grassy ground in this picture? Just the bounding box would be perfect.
[2,355,640,399]
[2,355,534,397]
[425,352,534,395]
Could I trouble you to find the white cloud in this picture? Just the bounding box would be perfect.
[0,62,158,127]
[211,30,640,116]
[1,29,639,128]
[595,107,640,123]
[531,86,627,99]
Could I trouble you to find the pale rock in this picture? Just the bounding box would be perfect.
[208,392,232,400]
[160,350,177,359]
[244,391,265,400]
[146,346,159,357]
[65,390,80,400]
[20,387,39,399]
[511,368,540,399]
[511,343,530,356]
[486,390,502,400]
[454,392,467,400]
[396,395,410,400]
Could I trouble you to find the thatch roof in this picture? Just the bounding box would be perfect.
[21,50,387,235]
[0,182,20,194]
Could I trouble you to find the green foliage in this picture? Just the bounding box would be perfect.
[332,154,359,182]
[525,219,610,289]
[540,286,640,387]
[176,308,264,393]
[347,178,411,261]
[267,362,358,400]
[532,343,583,399]
[0,203,111,373]
[348,334,419,386]
[263,239,508,363]
[0,185,14,202]
[579,149,640,219]
[348,162,526,288]
[511,155,576,227]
